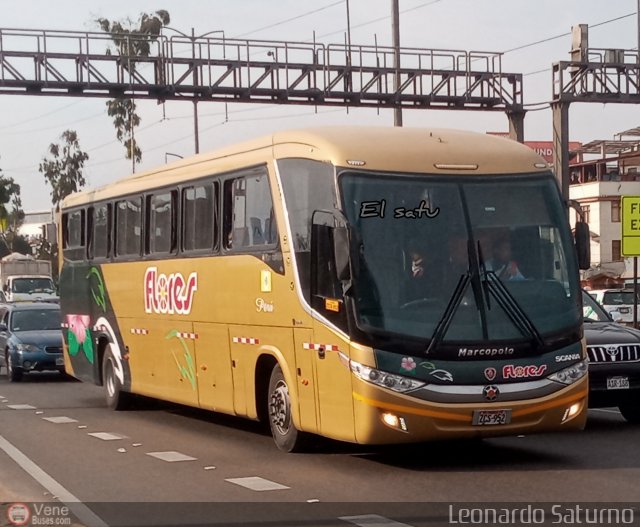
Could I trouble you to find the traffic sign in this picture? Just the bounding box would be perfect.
[622,196,640,256]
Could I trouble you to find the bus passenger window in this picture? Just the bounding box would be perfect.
[148,192,176,254]
[115,198,142,257]
[223,171,275,251]
[182,184,215,252]
[91,204,110,259]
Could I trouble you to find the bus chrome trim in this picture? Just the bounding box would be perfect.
[420,378,554,395]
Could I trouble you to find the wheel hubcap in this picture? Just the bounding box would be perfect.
[269,379,291,435]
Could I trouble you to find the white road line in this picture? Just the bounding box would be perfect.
[339,514,414,527]
[146,451,197,462]
[42,417,78,424]
[88,432,125,441]
[7,404,36,410]
[591,408,621,414]
[225,476,290,491]
[0,435,108,527]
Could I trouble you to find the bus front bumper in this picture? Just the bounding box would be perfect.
[352,376,588,444]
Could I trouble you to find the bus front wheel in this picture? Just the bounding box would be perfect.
[268,364,306,452]
[102,347,132,411]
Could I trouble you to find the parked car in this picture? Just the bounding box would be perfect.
[583,289,640,422]
[0,302,63,382]
[587,288,639,326]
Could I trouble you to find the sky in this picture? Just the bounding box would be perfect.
[0,0,638,212]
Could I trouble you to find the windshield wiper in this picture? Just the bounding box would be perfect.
[425,272,470,355]
[483,270,544,348]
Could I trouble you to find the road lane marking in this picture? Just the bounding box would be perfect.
[88,432,125,441]
[43,417,78,424]
[7,404,36,410]
[591,408,620,414]
[225,476,290,491]
[0,435,108,527]
[339,514,414,527]
[146,451,197,462]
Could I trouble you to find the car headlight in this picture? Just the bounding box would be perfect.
[15,343,40,353]
[549,360,588,385]
[349,359,426,393]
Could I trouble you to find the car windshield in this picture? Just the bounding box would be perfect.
[583,290,611,322]
[602,291,637,305]
[11,309,61,331]
[339,171,581,349]
[12,278,55,294]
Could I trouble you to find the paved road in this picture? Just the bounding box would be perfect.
[0,371,639,526]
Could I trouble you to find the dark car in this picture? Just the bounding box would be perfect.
[583,290,640,423]
[0,302,63,382]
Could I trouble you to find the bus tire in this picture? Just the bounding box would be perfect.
[268,364,306,452]
[619,403,640,424]
[6,352,22,382]
[103,348,131,411]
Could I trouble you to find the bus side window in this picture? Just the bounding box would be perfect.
[223,170,276,251]
[62,209,86,261]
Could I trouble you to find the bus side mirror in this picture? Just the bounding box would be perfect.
[574,221,590,270]
[333,226,351,281]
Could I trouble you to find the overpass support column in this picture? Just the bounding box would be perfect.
[552,102,571,199]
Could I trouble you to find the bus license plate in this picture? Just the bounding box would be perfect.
[56,357,64,366]
[607,376,629,390]
[472,409,511,426]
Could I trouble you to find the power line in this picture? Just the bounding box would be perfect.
[315,0,443,41]
[0,100,85,131]
[231,0,344,38]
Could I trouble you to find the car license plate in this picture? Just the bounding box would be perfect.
[607,376,629,390]
[472,409,511,426]
[56,357,64,366]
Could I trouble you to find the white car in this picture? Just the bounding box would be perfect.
[587,288,639,326]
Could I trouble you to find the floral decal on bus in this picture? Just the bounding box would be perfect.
[166,329,196,390]
[66,314,95,364]
[144,267,198,315]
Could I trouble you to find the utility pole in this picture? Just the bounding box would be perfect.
[192,27,200,154]
[392,0,403,126]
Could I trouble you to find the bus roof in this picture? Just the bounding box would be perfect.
[61,126,549,209]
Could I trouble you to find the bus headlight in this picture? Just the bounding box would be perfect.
[349,359,426,393]
[548,360,588,385]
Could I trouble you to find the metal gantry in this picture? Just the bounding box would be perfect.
[0,27,525,138]
[552,47,640,197]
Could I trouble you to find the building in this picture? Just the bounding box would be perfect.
[569,130,640,289]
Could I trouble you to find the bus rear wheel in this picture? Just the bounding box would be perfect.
[102,347,132,411]
[268,364,306,452]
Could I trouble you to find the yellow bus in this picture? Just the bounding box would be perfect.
[59,127,590,451]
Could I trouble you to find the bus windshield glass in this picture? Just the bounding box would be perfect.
[339,171,581,347]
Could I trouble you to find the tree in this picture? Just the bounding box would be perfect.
[39,130,89,206]
[0,171,23,233]
[96,10,170,166]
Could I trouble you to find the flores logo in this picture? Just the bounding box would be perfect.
[482,385,500,401]
[144,267,198,315]
[555,353,581,362]
[484,367,497,381]
[458,347,515,358]
[6,503,30,526]
[503,364,547,379]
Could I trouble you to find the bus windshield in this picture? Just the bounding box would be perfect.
[339,171,581,350]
